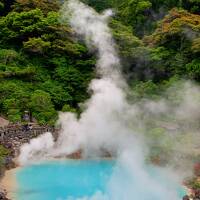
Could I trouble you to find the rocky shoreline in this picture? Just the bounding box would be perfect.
[0,189,10,200]
[1,160,200,200]
[0,125,200,200]
[0,124,59,200]
[183,189,200,200]
[0,124,59,156]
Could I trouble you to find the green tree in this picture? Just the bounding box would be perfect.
[0,9,45,45]
[81,0,112,12]
[110,19,143,57]
[23,37,51,54]
[29,90,57,125]
[55,65,90,106]
[40,80,73,110]
[186,59,200,80]
[182,0,200,14]
[62,104,76,113]
[0,145,10,168]
[117,0,152,36]
[130,80,159,99]
[144,9,200,80]
[13,0,61,14]
[0,81,31,121]
[0,49,19,65]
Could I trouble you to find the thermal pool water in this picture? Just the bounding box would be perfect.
[13,160,186,200]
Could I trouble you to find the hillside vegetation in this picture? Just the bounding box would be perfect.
[0,0,200,125]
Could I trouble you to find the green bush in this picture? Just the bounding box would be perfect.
[29,90,57,125]
[0,145,10,168]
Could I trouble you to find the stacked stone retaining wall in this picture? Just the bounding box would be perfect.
[0,125,59,156]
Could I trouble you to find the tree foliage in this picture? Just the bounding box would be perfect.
[0,1,95,124]
[0,0,200,124]
[29,90,57,125]
[13,0,61,14]
[142,9,200,81]
[0,145,10,168]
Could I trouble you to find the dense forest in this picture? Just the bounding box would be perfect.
[0,0,200,125]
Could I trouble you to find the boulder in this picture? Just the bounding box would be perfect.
[0,191,10,200]
[183,195,190,200]
[0,117,9,128]
[194,189,200,198]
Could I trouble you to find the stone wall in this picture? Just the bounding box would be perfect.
[0,125,59,156]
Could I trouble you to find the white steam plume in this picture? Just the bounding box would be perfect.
[19,0,133,162]
[61,0,121,82]
[18,1,200,199]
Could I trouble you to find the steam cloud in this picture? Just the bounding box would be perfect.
[18,0,200,199]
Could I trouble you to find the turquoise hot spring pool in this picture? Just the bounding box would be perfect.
[15,160,186,200]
